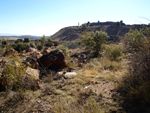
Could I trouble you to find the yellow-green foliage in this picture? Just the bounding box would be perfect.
[104,44,122,61]
[3,56,26,90]
[123,29,148,52]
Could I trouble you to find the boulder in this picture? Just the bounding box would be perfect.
[42,47,52,55]
[22,47,37,53]
[3,48,18,57]
[26,67,40,80]
[63,72,77,79]
[54,71,77,79]
[30,51,42,59]
[23,57,39,69]
[37,50,67,69]
[0,59,9,67]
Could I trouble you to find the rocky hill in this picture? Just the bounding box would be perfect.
[51,21,148,41]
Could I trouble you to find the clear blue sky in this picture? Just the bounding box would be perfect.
[0,0,150,36]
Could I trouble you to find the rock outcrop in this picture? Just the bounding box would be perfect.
[37,50,67,69]
[3,48,18,57]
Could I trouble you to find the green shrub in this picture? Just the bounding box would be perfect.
[29,43,36,48]
[105,46,122,61]
[23,38,30,43]
[117,27,150,113]
[3,56,26,90]
[1,39,7,45]
[45,42,53,47]
[82,30,109,56]
[0,45,3,55]
[37,45,43,51]
[123,29,147,52]
[47,37,52,42]
[40,35,46,42]
[11,42,29,52]
[54,41,59,47]
[15,39,23,43]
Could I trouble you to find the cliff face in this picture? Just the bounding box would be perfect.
[51,21,148,41]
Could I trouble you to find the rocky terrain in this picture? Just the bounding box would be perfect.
[0,23,149,113]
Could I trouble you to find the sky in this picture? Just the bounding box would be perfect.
[0,0,150,36]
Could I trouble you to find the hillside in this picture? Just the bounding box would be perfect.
[51,21,148,41]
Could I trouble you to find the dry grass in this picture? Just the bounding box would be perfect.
[0,43,126,113]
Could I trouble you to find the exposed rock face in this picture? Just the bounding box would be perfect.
[3,48,18,57]
[37,50,67,69]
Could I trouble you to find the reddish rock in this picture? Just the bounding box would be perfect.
[37,50,67,69]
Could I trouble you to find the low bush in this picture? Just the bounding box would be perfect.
[45,42,53,47]
[29,43,36,48]
[23,38,30,43]
[11,42,29,52]
[53,41,59,47]
[1,39,7,45]
[15,39,23,43]
[3,56,26,90]
[37,45,43,51]
[105,45,122,61]
[117,28,150,113]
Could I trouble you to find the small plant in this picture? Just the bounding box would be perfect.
[54,41,59,47]
[105,45,122,61]
[37,45,43,51]
[45,42,53,47]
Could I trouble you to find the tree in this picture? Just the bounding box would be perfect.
[45,42,53,47]
[82,30,109,56]
[40,35,46,42]
[1,39,7,45]
[48,37,52,42]
[15,39,23,43]
[54,41,59,46]
[23,38,30,43]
